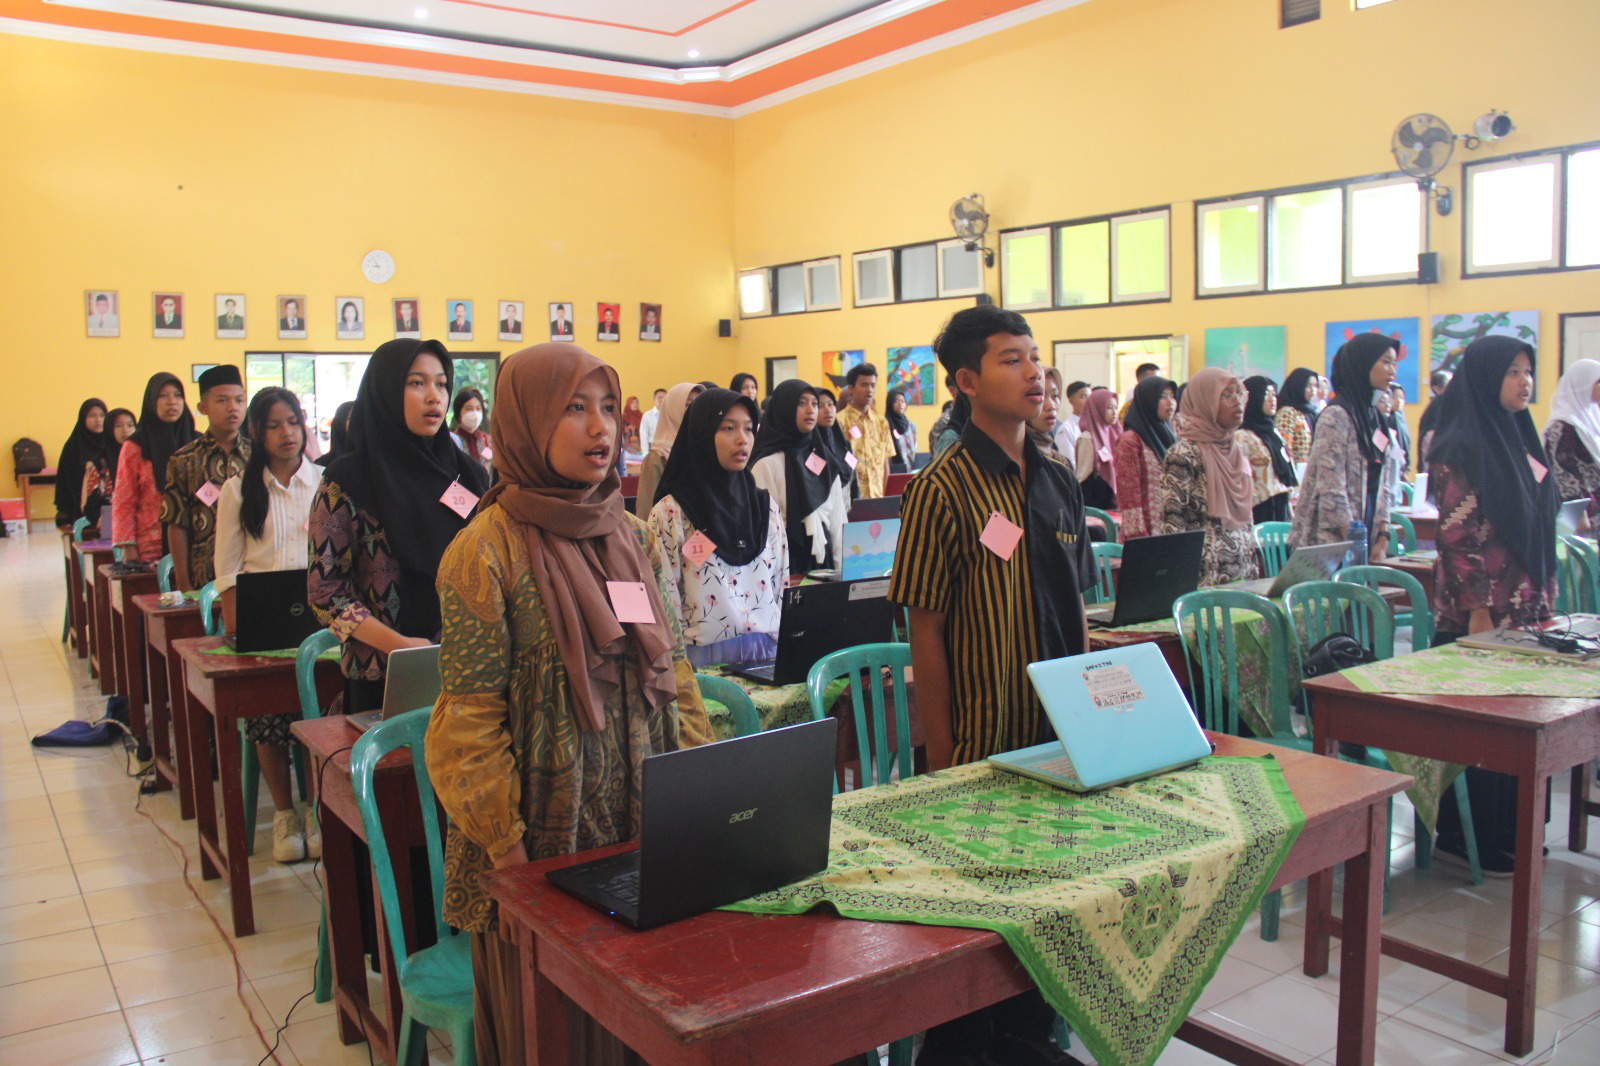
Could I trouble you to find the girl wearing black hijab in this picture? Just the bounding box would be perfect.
[647,388,787,668]
[885,387,917,473]
[112,373,197,562]
[1428,336,1558,874]
[729,372,760,406]
[813,386,859,499]
[1276,367,1320,469]
[54,398,106,528]
[83,408,135,531]
[314,400,355,468]
[1289,334,1397,558]
[750,379,851,573]
[1113,375,1178,538]
[1239,376,1298,523]
[308,340,491,712]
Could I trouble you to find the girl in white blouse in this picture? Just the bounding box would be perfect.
[749,379,851,575]
[213,387,324,862]
[649,388,788,668]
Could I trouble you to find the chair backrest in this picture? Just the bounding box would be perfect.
[1283,580,1395,663]
[1253,522,1293,577]
[198,581,219,636]
[1397,479,1415,506]
[694,673,760,738]
[1084,507,1119,543]
[806,643,914,790]
[296,629,340,720]
[1171,589,1293,738]
[1088,542,1122,605]
[351,707,452,972]
[72,517,89,543]
[1557,534,1599,614]
[1387,512,1416,557]
[1334,564,1433,650]
[156,554,174,594]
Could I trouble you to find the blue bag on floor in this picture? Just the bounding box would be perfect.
[32,719,118,747]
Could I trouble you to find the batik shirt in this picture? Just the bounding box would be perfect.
[160,432,249,586]
[1431,462,1556,633]
[1159,440,1261,588]
[306,475,402,681]
[1112,432,1163,539]
[1544,421,1600,525]
[837,404,893,498]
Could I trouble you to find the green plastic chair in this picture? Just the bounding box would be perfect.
[694,673,760,738]
[1335,564,1432,655]
[1387,513,1416,558]
[1084,506,1119,543]
[1558,534,1599,614]
[198,581,220,636]
[1253,522,1293,578]
[352,708,476,1066]
[806,643,914,791]
[237,620,318,856]
[156,554,174,594]
[292,630,340,1003]
[72,517,90,542]
[1087,542,1121,606]
[1397,480,1416,507]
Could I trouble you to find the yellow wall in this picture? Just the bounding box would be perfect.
[731,0,1600,444]
[0,34,736,508]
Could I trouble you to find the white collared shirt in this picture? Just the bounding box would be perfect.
[212,458,323,593]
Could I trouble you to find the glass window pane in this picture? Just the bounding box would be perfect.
[245,353,283,399]
[940,242,982,295]
[775,264,805,313]
[1002,230,1051,308]
[1349,181,1421,279]
[1056,221,1109,306]
[1269,187,1342,289]
[1114,213,1168,299]
[855,254,892,303]
[1200,202,1261,290]
[1567,148,1600,267]
[738,271,769,315]
[806,260,840,309]
[1469,160,1557,269]
[900,244,937,301]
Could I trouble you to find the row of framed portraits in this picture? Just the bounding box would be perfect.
[82,291,665,343]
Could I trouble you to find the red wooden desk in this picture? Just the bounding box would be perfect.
[1303,670,1600,1056]
[63,531,92,658]
[1395,509,1438,545]
[487,734,1409,1066]
[16,467,57,522]
[74,541,115,687]
[133,594,205,817]
[293,714,434,1066]
[102,564,159,738]
[1387,554,1436,608]
[174,636,342,936]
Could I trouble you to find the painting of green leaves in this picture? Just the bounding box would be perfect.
[1430,311,1538,375]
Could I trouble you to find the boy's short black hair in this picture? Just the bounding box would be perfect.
[1135,362,1159,379]
[845,363,878,386]
[1066,380,1090,398]
[932,305,1033,376]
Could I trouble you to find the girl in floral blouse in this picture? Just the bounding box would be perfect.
[1239,376,1297,523]
[1114,375,1176,539]
[1160,368,1259,587]
[1543,359,1600,527]
[1275,368,1319,469]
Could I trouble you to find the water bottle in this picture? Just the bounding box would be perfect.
[1346,519,1368,568]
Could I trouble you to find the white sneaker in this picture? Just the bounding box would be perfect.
[272,809,306,864]
[303,810,322,860]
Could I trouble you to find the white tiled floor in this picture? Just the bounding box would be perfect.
[2,530,1598,1065]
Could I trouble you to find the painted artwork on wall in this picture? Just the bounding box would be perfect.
[885,345,936,405]
[1203,326,1285,382]
[1324,317,1420,397]
[1430,311,1539,375]
[821,349,864,390]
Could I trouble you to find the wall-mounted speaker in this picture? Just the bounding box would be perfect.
[718,319,732,337]
[1417,252,1440,284]
[974,293,994,306]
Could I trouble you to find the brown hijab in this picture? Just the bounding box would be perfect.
[1176,367,1254,531]
[481,344,678,731]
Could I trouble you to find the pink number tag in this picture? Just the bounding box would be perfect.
[482,446,494,461]
[1371,429,1389,453]
[1097,446,1113,463]
[845,451,858,470]
[1529,454,1548,482]
[194,481,221,507]
[682,531,717,568]
[979,511,1024,561]
[848,425,862,440]
[804,452,828,475]
[439,481,479,518]
[606,581,655,624]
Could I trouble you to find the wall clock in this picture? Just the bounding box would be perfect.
[362,250,395,284]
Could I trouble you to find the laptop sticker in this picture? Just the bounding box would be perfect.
[607,581,655,624]
[979,512,1023,561]
[1082,664,1143,711]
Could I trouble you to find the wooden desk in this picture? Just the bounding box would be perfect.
[174,636,342,936]
[101,565,159,738]
[16,467,57,522]
[133,595,205,817]
[1386,554,1436,608]
[1395,509,1438,545]
[293,715,433,1066]
[63,532,91,658]
[487,734,1409,1066]
[75,541,116,692]
[1302,671,1600,1056]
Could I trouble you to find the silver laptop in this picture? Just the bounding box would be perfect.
[1558,499,1589,536]
[1233,540,1353,598]
[1458,616,1600,661]
[347,644,442,731]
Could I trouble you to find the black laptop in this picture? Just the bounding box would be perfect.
[233,569,323,653]
[726,578,897,685]
[1084,531,1205,628]
[546,718,838,929]
[848,496,902,522]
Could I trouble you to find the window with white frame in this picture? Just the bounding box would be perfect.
[774,263,806,314]
[1568,147,1600,268]
[1466,156,1561,273]
[803,257,841,311]
[1197,198,1264,295]
[900,243,938,301]
[1112,210,1170,301]
[937,239,985,298]
[738,268,771,318]
[1000,228,1051,310]
[999,206,1170,311]
[1346,177,1423,283]
[852,249,895,306]
[1269,186,1343,290]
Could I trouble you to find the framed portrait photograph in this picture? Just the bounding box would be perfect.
[215,294,246,338]
[85,290,120,338]
[548,302,575,342]
[152,292,184,338]
[447,299,473,341]
[639,302,662,342]
[498,300,524,342]
[335,296,365,340]
[277,295,307,340]
[596,303,620,342]
[393,298,421,338]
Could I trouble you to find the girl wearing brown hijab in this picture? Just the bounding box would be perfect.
[1158,367,1260,587]
[424,343,712,1066]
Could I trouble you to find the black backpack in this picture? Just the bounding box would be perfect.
[1302,633,1378,760]
[12,438,45,475]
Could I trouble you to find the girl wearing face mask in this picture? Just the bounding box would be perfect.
[1114,376,1178,539]
[1159,368,1259,587]
[113,373,198,562]
[450,388,493,472]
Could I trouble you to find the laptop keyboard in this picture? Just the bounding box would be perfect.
[1031,752,1081,784]
[600,869,641,906]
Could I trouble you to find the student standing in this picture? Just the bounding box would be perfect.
[729,372,759,405]
[161,365,249,591]
[309,339,491,713]
[214,388,324,862]
[1388,383,1413,478]
[750,379,850,573]
[1428,336,1558,874]
[649,388,787,668]
[450,388,493,473]
[1159,368,1259,587]
[1056,379,1089,456]
[1544,359,1600,526]
[837,363,893,497]
[1114,375,1177,539]
[1025,366,1069,463]
[933,392,971,458]
[314,401,355,468]
[813,386,860,499]
[113,373,197,564]
[1289,334,1397,558]
[53,398,106,528]
[1073,386,1121,509]
[423,344,710,1066]
[1239,376,1297,523]
[1274,367,1319,469]
[638,387,666,455]
[83,407,135,533]
[885,386,918,472]
[1417,369,1453,466]
[634,381,695,519]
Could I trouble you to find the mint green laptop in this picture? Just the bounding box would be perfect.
[987,643,1212,792]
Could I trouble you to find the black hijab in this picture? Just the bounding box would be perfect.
[1327,334,1395,465]
[1123,375,1177,464]
[54,398,107,522]
[654,389,770,567]
[1427,336,1557,586]
[1242,376,1298,488]
[751,379,842,523]
[130,373,197,492]
[326,339,491,638]
[1281,367,1320,433]
[885,387,912,437]
[315,400,356,468]
[813,387,852,464]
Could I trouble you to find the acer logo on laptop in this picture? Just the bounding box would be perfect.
[728,808,758,824]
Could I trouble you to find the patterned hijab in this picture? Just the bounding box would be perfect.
[1177,368,1254,531]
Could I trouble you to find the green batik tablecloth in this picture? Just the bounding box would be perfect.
[203,642,340,661]
[695,666,850,741]
[726,758,1303,1066]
